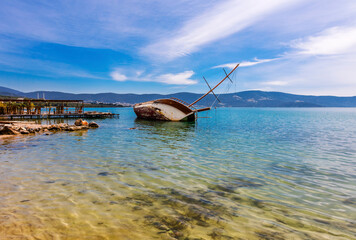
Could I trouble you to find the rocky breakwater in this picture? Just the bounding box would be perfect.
[0,119,99,137]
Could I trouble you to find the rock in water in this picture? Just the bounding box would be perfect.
[48,125,60,130]
[20,129,30,134]
[98,172,110,176]
[67,127,75,131]
[58,123,68,129]
[0,126,20,135]
[74,119,83,126]
[89,122,99,128]
[43,129,52,135]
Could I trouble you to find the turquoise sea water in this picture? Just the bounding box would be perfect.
[1,108,356,239]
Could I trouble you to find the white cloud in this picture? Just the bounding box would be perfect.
[291,26,356,55]
[240,58,279,67]
[261,81,288,86]
[136,70,144,77]
[143,0,304,60]
[251,26,356,95]
[213,25,356,71]
[215,25,356,95]
[213,63,238,69]
[237,50,356,96]
[109,69,197,85]
[156,71,197,85]
[110,70,128,81]
[213,58,277,69]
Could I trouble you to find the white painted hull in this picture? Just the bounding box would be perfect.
[133,99,196,121]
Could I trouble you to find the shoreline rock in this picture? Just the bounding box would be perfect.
[0,120,99,137]
[74,119,89,126]
[0,125,20,135]
[89,122,99,128]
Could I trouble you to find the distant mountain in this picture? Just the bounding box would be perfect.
[1,86,356,107]
[0,86,23,97]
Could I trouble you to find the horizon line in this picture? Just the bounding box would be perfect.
[1,86,356,98]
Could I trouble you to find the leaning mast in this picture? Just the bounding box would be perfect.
[188,64,239,107]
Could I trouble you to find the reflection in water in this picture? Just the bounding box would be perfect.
[0,118,72,126]
[26,118,73,125]
[134,118,195,133]
[1,108,356,239]
[134,119,196,141]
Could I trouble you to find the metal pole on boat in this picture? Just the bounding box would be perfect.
[203,76,220,103]
[188,64,239,107]
[223,68,233,83]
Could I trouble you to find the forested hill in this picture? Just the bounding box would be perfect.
[1,86,356,107]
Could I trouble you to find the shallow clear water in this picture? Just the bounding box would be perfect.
[1,108,356,239]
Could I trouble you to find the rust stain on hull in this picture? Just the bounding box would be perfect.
[133,105,170,121]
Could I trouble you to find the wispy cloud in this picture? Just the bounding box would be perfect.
[261,81,288,86]
[213,25,356,95]
[251,53,356,96]
[0,0,219,51]
[155,71,197,85]
[290,26,356,55]
[143,0,304,60]
[109,69,197,85]
[213,58,278,69]
[0,53,105,80]
[235,26,356,96]
[214,26,356,70]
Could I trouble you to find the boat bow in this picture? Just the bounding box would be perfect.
[133,64,239,121]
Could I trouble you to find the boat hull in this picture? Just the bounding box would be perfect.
[132,64,239,122]
[133,99,196,121]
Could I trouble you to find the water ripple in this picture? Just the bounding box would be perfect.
[1,108,356,239]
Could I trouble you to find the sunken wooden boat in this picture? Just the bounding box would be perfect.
[133,64,239,121]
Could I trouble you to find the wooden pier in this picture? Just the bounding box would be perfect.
[0,98,119,120]
[0,112,118,120]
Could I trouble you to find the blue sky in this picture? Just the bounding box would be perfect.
[1,0,356,96]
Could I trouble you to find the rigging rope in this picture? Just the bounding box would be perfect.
[209,68,239,108]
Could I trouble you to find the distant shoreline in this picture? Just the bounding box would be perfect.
[1,86,356,107]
